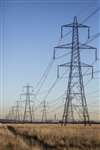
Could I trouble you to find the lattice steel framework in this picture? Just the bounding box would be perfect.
[53,16,97,125]
[21,84,34,122]
[42,100,47,122]
[15,101,20,121]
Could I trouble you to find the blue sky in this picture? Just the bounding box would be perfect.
[0,0,100,119]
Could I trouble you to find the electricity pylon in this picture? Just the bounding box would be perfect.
[15,101,20,121]
[8,106,16,120]
[32,105,35,121]
[54,16,97,125]
[41,100,47,122]
[6,109,12,120]
[21,84,34,122]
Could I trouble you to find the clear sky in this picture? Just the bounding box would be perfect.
[0,0,100,120]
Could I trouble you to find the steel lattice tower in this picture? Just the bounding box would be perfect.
[21,84,34,122]
[32,105,35,121]
[42,100,47,122]
[54,16,97,125]
[63,16,89,125]
[15,101,20,121]
[10,106,16,120]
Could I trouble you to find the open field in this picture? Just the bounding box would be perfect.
[0,124,100,150]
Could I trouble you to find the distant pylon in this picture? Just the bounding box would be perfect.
[15,101,20,121]
[54,16,97,125]
[21,84,34,122]
[6,109,12,120]
[41,100,47,122]
[32,105,35,121]
[9,106,16,120]
[54,114,57,121]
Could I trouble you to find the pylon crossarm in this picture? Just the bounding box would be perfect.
[53,45,71,60]
[61,23,76,38]
[55,46,72,49]
[57,62,87,69]
[58,62,93,68]
[61,23,73,38]
[78,24,90,38]
[20,93,34,97]
[57,63,70,78]
[80,44,97,61]
[61,24,73,32]
[23,85,33,89]
[78,24,89,28]
[81,62,93,67]
[61,23,90,39]
[81,63,94,78]
[80,43,97,50]
[59,62,71,67]
[62,23,89,28]
[21,100,33,103]
[55,43,72,48]
[57,61,94,79]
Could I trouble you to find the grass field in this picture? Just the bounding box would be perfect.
[0,124,100,150]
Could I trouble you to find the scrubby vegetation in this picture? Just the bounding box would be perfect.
[0,124,100,150]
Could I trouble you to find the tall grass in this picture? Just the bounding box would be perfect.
[10,124,100,150]
[0,124,100,150]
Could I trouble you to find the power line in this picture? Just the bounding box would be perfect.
[42,67,69,102]
[81,7,100,23]
[48,93,65,105]
[35,59,54,95]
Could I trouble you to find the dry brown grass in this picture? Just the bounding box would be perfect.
[10,124,100,150]
[0,124,100,150]
[0,124,29,150]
